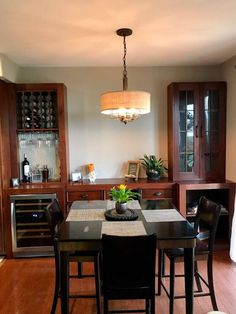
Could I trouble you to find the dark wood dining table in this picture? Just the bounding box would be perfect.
[57,199,197,314]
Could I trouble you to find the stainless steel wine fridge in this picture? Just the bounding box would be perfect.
[10,193,57,257]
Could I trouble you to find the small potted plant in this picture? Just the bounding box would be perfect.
[109,184,140,214]
[140,154,168,180]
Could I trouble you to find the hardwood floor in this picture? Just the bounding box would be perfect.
[0,250,235,314]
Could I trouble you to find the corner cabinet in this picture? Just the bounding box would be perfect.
[9,83,69,184]
[168,82,226,181]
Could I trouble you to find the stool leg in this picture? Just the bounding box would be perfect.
[104,297,108,314]
[94,254,101,314]
[194,260,203,292]
[151,294,155,314]
[207,255,218,311]
[145,298,150,314]
[77,261,83,278]
[51,250,60,314]
[157,249,164,295]
[169,258,175,314]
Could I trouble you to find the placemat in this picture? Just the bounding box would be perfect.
[142,209,185,222]
[66,209,106,221]
[101,221,146,236]
[72,200,107,209]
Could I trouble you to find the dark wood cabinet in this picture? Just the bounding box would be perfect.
[1,82,69,256]
[0,81,14,254]
[168,82,226,181]
[9,83,69,184]
[66,179,176,212]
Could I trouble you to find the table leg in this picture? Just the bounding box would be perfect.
[60,251,69,314]
[184,247,194,314]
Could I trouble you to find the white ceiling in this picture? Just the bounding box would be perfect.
[0,0,236,67]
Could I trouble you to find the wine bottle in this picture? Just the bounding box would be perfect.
[22,154,30,183]
[42,165,49,182]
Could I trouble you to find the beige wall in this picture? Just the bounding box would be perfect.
[222,55,236,181]
[15,65,222,178]
[0,54,19,82]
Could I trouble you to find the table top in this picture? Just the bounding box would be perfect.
[57,200,197,250]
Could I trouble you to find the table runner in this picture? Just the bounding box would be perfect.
[101,221,146,236]
[142,209,185,222]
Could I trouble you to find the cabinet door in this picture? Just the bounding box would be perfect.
[168,82,226,181]
[168,83,200,180]
[199,82,226,180]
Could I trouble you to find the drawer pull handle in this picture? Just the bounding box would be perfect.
[154,192,162,196]
[81,194,89,199]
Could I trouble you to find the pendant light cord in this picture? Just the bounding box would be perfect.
[122,35,128,91]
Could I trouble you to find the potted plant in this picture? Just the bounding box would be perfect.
[109,184,140,214]
[140,154,168,180]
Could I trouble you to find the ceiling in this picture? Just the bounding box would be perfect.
[0,0,236,67]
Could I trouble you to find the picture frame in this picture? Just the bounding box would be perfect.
[125,160,140,181]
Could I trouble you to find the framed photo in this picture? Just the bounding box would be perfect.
[125,160,140,180]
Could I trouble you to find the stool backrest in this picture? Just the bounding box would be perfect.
[45,199,64,239]
[194,196,221,252]
[102,234,156,291]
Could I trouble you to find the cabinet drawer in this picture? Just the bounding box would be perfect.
[142,189,173,199]
[67,190,102,201]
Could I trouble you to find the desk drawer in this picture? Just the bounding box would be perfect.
[142,189,173,199]
[67,190,102,201]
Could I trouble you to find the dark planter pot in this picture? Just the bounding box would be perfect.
[115,202,127,214]
[146,170,161,181]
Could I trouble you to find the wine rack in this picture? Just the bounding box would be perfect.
[10,193,56,257]
[16,91,58,130]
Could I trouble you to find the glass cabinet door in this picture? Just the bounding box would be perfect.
[168,82,226,181]
[173,84,200,180]
[179,90,195,173]
[200,83,226,180]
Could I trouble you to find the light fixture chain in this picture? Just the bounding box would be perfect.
[122,35,128,90]
[123,35,127,78]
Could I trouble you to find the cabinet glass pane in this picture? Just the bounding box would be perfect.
[179,153,194,172]
[178,90,195,172]
[179,132,186,152]
[179,112,186,131]
[179,91,186,110]
[203,89,220,172]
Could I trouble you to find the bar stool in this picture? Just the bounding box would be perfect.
[157,196,221,314]
[45,199,101,314]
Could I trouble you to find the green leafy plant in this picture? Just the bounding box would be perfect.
[109,184,140,204]
[140,154,168,177]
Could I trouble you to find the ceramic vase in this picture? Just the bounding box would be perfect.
[115,202,127,214]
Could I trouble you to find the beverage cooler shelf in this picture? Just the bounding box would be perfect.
[17,222,49,226]
[16,202,51,206]
[16,209,46,213]
[11,193,57,257]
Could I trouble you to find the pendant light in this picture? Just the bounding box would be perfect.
[100,28,150,124]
